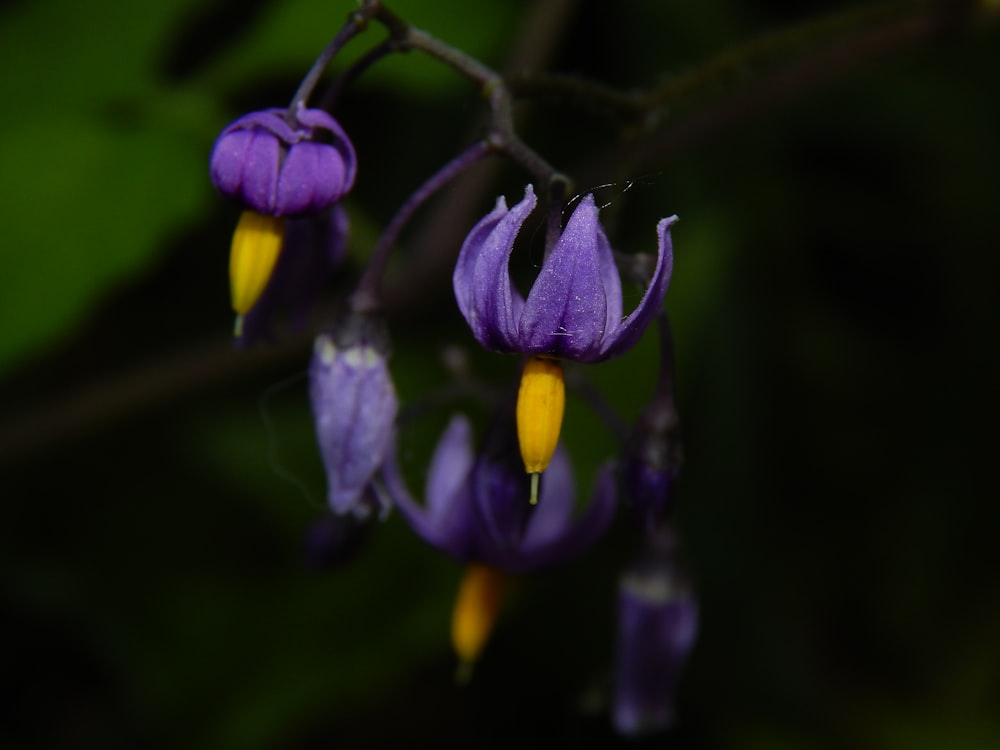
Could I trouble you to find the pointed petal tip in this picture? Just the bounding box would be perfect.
[659,214,680,231]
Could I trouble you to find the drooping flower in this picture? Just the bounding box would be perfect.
[453,184,678,490]
[212,104,356,322]
[384,413,617,572]
[309,315,397,518]
[383,412,617,670]
[613,526,698,737]
[210,104,357,217]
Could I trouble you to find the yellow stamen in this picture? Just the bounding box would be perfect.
[451,564,507,682]
[515,356,565,498]
[229,210,285,316]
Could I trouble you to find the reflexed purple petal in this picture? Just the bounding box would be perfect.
[384,424,479,560]
[453,186,537,352]
[503,460,617,572]
[594,213,624,345]
[454,196,508,323]
[425,415,476,518]
[472,448,533,551]
[519,194,608,359]
[598,215,677,361]
[519,444,576,550]
[309,335,398,515]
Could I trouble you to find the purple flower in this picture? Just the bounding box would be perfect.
[613,527,698,737]
[309,318,397,518]
[210,104,357,216]
[453,184,677,363]
[384,414,617,573]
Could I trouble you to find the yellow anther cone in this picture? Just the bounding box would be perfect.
[229,210,285,317]
[516,356,565,503]
[451,564,507,682]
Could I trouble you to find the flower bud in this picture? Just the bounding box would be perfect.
[309,316,397,517]
[613,528,697,737]
[210,105,357,216]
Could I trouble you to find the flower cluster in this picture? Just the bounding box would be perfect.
[208,3,697,737]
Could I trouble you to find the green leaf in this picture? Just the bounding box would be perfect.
[0,115,210,373]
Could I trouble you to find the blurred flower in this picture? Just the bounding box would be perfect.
[210,104,357,216]
[309,316,397,518]
[385,413,617,572]
[613,527,697,737]
[385,412,617,671]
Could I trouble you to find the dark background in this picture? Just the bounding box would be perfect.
[2,1,999,747]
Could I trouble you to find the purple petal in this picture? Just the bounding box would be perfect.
[276,141,347,215]
[516,460,617,571]
[594,212,624,347]
[425,415,476,519]
[224,108,301,142]
[384,424,479,560]
[598,215,677,361]
[472,457,531,552]
[453,196,508,325]
[380,446,449,549]
[453,186,537,352]
[295,106,358,192]
[519,194,609,359]
[519,444,577,550]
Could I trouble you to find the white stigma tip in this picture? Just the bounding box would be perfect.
[529,472,540,506]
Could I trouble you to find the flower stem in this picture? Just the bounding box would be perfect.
[318,36,401,112]
[288,6,377,112]
[349,141,493,314]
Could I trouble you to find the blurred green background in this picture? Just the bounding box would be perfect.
[2,0,999,748]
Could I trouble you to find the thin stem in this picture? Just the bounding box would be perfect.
[508,72,645,123]
[288,6,376,111]
[402,27,501,88]
[318,36,401,112]
[349,141,493,314]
